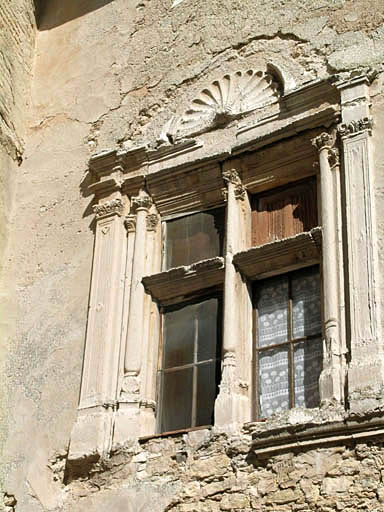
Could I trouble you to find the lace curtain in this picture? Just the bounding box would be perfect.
[257,267,322,418]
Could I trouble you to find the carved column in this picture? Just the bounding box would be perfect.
[139,212,160,436]
[215,162,250,426]
[114,190,153,441]
[337,76,384,411]
[69,197,127,460]
[313,133,346,405]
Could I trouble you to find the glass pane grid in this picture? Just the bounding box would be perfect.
[255,267,322,419]
[159,297,221,433]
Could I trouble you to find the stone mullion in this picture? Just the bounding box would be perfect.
[114,191,153,442]
[140,212,160,436]
[215,162,250,426]
[313,133,345,405]
[69,197,127,460]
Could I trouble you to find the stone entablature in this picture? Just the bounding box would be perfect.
[68,70,382,465]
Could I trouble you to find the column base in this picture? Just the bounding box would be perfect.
[214,362,250,426]
[112,401,141,447]
[348,359,384,414]
[68,405,114,461]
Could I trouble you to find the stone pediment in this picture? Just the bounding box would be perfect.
[160,69,281,142]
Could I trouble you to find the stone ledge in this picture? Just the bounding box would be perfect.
[142,256,225,303]
[233,227,322,280]
[246,409,384,457]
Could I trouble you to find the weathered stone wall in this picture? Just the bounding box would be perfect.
[51,425,384,511]
[0,0,37,256]
[2,0,384,510]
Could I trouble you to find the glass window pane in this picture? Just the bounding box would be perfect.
[294,338,322,408]
[196,360,220,426]
[163,305,195,368]
[165,208,224,269]
[258,347,289,418]
[197,298,220,362]
[160,368,193,432]
[257,275,289,347]
[292,267,321,338]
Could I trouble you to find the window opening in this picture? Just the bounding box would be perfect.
[163,208,225,270]
[251,178,318,246]
[253,266,322,419]
[158,296,222,433]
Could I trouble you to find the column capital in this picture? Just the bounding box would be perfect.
[222,169,245,200]
[337,117,373,138]
[93,198,124,219]
[131,194,153,212]
[312,132,334,151]
[312,133,339,169]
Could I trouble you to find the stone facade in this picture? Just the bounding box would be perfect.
[2,1,384,511]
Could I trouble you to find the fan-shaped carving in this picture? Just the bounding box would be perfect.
[160,69,281,142]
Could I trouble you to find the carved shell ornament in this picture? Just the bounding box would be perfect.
[160,69,281,141]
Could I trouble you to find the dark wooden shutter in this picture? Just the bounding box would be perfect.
[251,179,318,246]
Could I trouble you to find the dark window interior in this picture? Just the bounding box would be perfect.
[158,296,222,433]
[163,208,225,270]
[253,266,322,419]
[251,178,318,246]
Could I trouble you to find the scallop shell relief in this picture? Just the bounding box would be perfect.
[161,69,281,141]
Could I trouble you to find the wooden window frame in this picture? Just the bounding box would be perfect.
[162,207,225,271]
[157,293,223,434]
[252,265,322,420]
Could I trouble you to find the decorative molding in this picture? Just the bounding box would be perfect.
[337,117,373,138]
[124,215,136,233]
[160,69,280,141]
[222,169,246,200]
[146,213,159,232]
[93,198,124,218]
[131,195,153,212]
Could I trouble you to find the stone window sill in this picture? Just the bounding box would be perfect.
[142,257,224,303]
[233,227,322,280]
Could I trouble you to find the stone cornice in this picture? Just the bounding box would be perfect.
[87,78,340,196]
[233,228,322,280]
[142,257,224,303]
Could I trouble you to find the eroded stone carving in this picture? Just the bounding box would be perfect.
[161,69,280,141]
[146,213,159,231]
[131,195,153,211]
[338,117,373,137]
[93,198,124,218]
[222,169,246,201]
[312,133,339,169]
[125,215,136,232]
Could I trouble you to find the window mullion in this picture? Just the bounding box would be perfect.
[288,276,295,409]
[191,313,198,427]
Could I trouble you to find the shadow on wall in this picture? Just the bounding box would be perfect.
[36,0,115,30]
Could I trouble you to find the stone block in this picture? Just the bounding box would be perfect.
[219,493,250,510]
[321,476,353,495]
